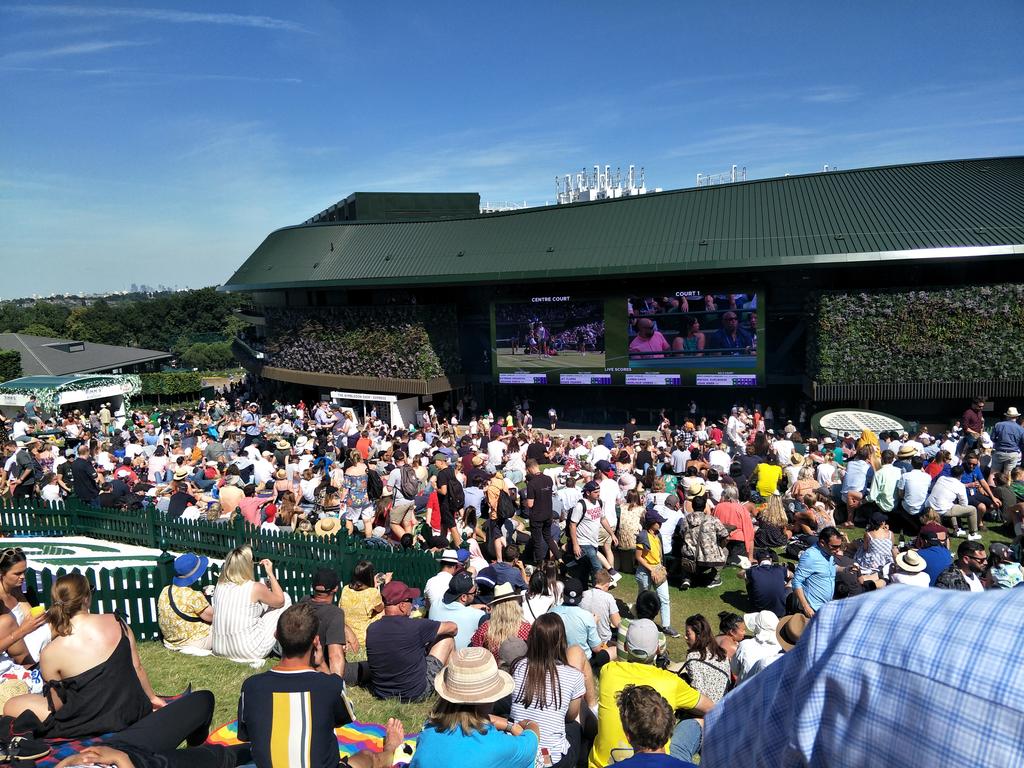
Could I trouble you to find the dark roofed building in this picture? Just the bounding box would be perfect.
[0,333,172,377]
[221,156,1024,424]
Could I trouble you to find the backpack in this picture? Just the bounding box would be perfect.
[399,465,420,499]
[447,474,465,509]
[497,489,517,520]
[366,469,384,501]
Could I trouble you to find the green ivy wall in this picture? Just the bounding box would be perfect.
[809,284,1024,384]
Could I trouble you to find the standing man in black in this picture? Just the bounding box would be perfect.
[433,452,463,547]
[70,444,102,506]
[525,458,559,564]
[9,438,41,501]
[624,417,639,445]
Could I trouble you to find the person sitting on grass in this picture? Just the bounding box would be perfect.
[609,684,698,767]
[410,647,540,768]
[5,573,214,752]
[211,546,290,663]
[470,583,531,658]
[509,614,587,768]
[589,620,712,768]
[364,580,457,702]
[239,602,405,768]
[301,568,360,678]
[157,552,214,656]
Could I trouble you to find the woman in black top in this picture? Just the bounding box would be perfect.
[4,573,213,750]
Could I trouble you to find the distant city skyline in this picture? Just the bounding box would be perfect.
[2,1,1022,298]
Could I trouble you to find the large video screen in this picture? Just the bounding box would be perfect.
[491,289,764,387]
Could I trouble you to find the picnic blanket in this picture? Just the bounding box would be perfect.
[207,719,419,766]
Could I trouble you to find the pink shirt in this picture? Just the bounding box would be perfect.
[629,331,670,358]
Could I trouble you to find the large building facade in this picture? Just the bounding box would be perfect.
[222,157,1024,425]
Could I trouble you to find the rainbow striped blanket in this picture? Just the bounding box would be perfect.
[206,719,419,766]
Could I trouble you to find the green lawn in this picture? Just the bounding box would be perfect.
[138,521,1015,734]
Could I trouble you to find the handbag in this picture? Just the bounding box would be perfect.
[650,564,668,587]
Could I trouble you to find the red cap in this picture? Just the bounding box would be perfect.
[380,580,420,606]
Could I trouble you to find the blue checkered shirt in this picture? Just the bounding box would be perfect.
[703,585,1024,767]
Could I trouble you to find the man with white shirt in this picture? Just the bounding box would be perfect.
[486,434,507,470]
[671,442,689,475]
[726,410,746,455]
[656,494,683,557]
[926,465,981,540]
[593,464,622,583]
[772,435,795,468]
[708,442,731,475]
[554,474,583,522]
[407,431,428,463]
[252,451,276,487]
[894,455,932,538]
[423,550,462,611]
[591,440,612,465]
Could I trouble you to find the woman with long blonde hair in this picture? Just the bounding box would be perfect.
[755,492,792,547]
[210,545,290,662]
[469,586,530,658]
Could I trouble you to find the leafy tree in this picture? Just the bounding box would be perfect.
[17,323,59,337]
[0,350,21,381]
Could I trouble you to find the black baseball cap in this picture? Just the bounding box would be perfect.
[312,568,340,592]
[562,577,585,606]
[443,571,476,604]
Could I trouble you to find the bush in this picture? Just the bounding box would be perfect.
[264,306,462,380]
[809,285,1024,383]
[0,350,21,382]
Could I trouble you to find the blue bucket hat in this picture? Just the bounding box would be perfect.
[173,553,209,588]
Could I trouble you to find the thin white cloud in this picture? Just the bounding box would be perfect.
[7,4,309,33]
[0,66,301,84]
[802,86,861,104]
[1,39,148,62]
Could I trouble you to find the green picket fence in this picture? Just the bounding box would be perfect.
[4,499,440,640]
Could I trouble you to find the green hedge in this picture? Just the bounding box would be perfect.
[140,369,242,396]
[810,284,1024,383]
[0,350,21,382]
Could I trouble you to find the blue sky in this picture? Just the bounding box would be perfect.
[2,1,1022,298]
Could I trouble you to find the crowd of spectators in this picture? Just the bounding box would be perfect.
[0,392,1021,766]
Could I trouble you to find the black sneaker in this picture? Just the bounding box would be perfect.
[707,577,723,588]
[679,578,691,591]
[662,626,681,638]
[5,735,50,762]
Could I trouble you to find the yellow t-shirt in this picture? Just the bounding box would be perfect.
[589,661,701,768]
[636,530,662,568]
[755,463,783,498]
[339,585,384,646]
[157,585,211,648]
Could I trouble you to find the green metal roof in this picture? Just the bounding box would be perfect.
[222,156,1024,292]
[0,374,124,390]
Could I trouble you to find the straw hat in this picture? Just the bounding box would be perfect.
[274,439,290,451]
[895,548,927,573]
[172,467,190,481]
[433,647,514,704]
[775,613,809,651]
[314,517,341,537]
[896,444,917,459]
[488,582,522,607]
[790,453,804,466]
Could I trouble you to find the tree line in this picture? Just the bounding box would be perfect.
[0,288,244,370]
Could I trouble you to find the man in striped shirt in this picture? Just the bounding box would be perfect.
[239,603,404,768]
